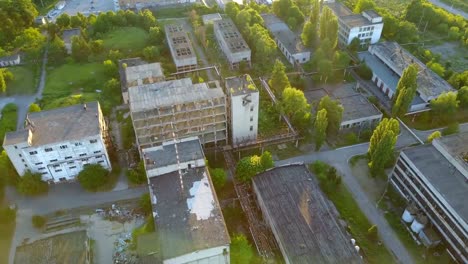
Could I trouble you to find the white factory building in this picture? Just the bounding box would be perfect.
[225,75,259,146]
[3,102,112,183]
[325,0,383,47]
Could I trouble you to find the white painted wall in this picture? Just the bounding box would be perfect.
[230,91,259,145]
[163,245,230,264]
[345,23,383,46]
[340,114,382,129]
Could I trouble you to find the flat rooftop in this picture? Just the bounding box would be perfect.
[128,78,225,113]
[304,83,382,122]
[436,132,468,172]
[359,51,427,106]
[325,1,353,17]
[342,14,373,27]
[4,102,102,147]
[202,13,222,24]
[253,164,362,264]
[225,74,258,96]
[403,143,468,224]
[326,1,381,27]
[369,42,455,100]
[213,18,250,53]
[149,167,230,260]
[165,24,196,60]
[142,138,204,170]
[261,14,308,54]
[124,62,163,86]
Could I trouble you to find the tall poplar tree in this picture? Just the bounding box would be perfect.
[314,108,328,150]
[368,118,399,176]
[392,64,418,117]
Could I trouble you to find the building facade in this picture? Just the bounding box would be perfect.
[142,137,230,263]
[213,18,251,69]
[0,54,21,67]
[165,24,197,72]
[128,78,228,149]
[3,102,112,183]
[390,133,468,263]
[225,75,259,146]
[325,0,383,47]
[261,14,311,66]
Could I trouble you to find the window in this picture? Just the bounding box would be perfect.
[94,151,101,154]
[22,159,25,162]
[250,126,253,131]
[55,169,62,172]
[67,161,74,164]
[82,158,88,162]
[35,162,43,165]
[29,151,38,155]
[18,154,22,157]
[25,164,28,167]
[75,142,82,146]
[69,166,76,169]
[45,148,53,152]
[79,153,87,157]
[14,146,18,149]
[98,160,104,164]
[42,172,48,175]
[53,164,60,168]
[250,106,254,112]
[50,159,57,162]
[38,167,45,170]
[60,145,68,149]
[65,156,72,159]
[250,116,253,122]
[90,139,97,144]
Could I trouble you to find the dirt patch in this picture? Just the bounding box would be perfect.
[350,158,388,202]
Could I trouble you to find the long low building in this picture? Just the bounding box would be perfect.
[165,24,197,72]
[3,102,112,183]
[143,137,230,263]
[390,132,468,263]
[213,18,251,69]
[261,14,310,66]
[359,42,456,112]
[253,164,362,264]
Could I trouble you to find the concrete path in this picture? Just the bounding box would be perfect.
[427,0,468,19]
[276,123,420,264]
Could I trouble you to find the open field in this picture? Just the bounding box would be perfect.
[6,66,37,95]
[0,218,16,264]
[14,230,89,264]
[102,27,149,54]
[426,42,468,72]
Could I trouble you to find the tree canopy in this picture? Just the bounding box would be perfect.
[354,0,376,13]
[269,60,290,94]
[368,118,399,176]
[0,0,38,46]
[457,86,468,108]
[318,96,343,136]
[281,87,312,131]
[17,171,48,196]
[314,108,328,151]
[427,131,441,143]
[28,103,41,113]
[430,92,459,121]
[392,64,418,117]
[231,234,256,264]
[319,7,338,49]
[236,151,274,182]
[77,164,110,191]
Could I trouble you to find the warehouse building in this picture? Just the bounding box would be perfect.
[165,24,197,72]
[213,18,251,69]
[390,132,468,263]
[3,102,112,183]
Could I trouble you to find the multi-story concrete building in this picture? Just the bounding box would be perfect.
[142,137,230,263]
[128,77,228,149]
[261,14,311,66]
[3,102,112,183]
[118,58,165,104]
[213,18,251,69]
[359,42,456,112]
[325,0,383,47]
[390,132,468,263]
[225,75,259,146]
[165,24,197,72]
[253,164,363,264]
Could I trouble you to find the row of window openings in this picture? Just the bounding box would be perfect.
[359,26,375,32]
[27,140,98,155]
[41,160,104,173]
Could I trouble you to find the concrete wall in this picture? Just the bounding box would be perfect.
[0,57,20,67]
[340,114,382,129]
[163,245,230,264]
[230,91,259,145]
[5,135,111,183]
[276,39,310,65]
[146,158,205,178]
[346,23,383,46]
[372,74,394,99]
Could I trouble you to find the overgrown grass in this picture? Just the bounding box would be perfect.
[102,27,149,54]
[402,109,468,130]
[0,207,16,264]
[153,7,191,18]
[6,66,36,95]
[309,162,395,263]
[0,103,18,147]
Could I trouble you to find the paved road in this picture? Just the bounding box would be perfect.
[0,48,48,130]
[427,0,468,19]
[276,124,419,264]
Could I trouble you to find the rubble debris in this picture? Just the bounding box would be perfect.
[112,233,137,264]
[97,204,143,224]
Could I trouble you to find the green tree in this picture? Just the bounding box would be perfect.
[430,92,459,121]
[448,71,468,89]
[314,108,328,150]
[288,5,305,29]
[77,164,109,191]
[225,2,240,20]
[354,0,376,13]
[231,234,255,264]
[28,103,41,112]
[427,61,445,77]
[48,37,67,64]
[236,155,262,182]
[457,86,468,108]
[0,71,5,94]
[148,26,163,45]
[301,21,316,48]
[319,6,338,49]
[107,49,123,63]
[269,59,290,94]
[71,14,86,28]
[368,118,399,176]
[209,168,227,189]
[139,9,157,30]
[71,36,90,62]
[427,131,441,143]
[17,171,48,195]
[356,63,373,80]
[103,60,117,77]
[0,0,38,46]
[318,96,343,136]
[392,64,418,117]
[260,151,274,170]
[310,0,320,25]
[317,59,333,81]
[142,46,160,61]
[281,87,312,131]
[56,13,71,29]
[348,37,361,54]
[13,27,46,55]
[90,39,104,54]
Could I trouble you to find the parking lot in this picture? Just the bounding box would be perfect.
[47,0,118,21]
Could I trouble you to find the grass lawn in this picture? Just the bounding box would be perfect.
[402,109,468,131]
[6,66,37,95]
[0,218,16,264]
[0,104,18,147]
[102,27,149,54]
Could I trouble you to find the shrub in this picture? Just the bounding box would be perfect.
[344,132,358,145]
[310,160,329,175]
[17,171,48,196]
[32,215,46,229]
[77,164,109,191]
[139,193,152,216]
[126,160,146,184]
[356,63,372,80]
[442,122,459,136]
[209,168,227,189]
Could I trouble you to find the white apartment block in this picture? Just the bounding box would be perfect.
[225,75,259,146]
[325,0,383,47]
[3,102,112,183]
